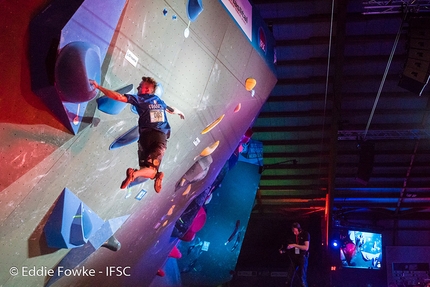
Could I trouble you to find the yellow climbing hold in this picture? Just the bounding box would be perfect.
[200,140,220,157]
[201,114,224,134]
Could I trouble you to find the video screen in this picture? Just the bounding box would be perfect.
[340,230,382,269]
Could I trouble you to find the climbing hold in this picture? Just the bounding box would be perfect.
[234,103,241,113]
[245,78,256,91]
[199,141,220,157]
[201,114,224,134]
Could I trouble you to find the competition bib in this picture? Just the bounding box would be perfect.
[150,110,165,123]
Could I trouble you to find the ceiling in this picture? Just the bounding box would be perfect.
[249,0,430,226]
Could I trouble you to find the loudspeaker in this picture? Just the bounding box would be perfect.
[356,142,375,185]
[408,48,430,62]
[399,49,430,95]
[405,57,430,73]
[410,28,430,40]
[409,38,430,50]
[399,73,430,96]
[402,65,430,83]
[398,17,430,95]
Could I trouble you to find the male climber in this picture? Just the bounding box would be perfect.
[89,77,185,193]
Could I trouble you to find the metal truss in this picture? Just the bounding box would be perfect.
[338,129,430,140]
[363,0,430,15]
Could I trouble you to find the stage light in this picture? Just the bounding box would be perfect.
[332,240,339,248]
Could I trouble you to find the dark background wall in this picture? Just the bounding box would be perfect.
[234,217,430,287]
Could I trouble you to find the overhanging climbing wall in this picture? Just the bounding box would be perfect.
[0,0,276,285]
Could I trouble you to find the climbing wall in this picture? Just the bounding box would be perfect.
[0,0,277,286]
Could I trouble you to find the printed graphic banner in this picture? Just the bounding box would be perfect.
[220,0,253,41]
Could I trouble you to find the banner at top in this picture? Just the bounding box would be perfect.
[220,0,253,41]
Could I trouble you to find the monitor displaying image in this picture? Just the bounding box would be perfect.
[340,229,382,269]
